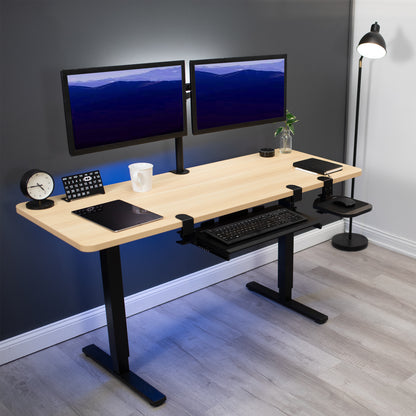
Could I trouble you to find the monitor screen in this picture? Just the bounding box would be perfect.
[190,55,286,135]
[61,61,187,155]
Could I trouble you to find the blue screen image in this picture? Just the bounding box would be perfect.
[66,65,185,150]
[193,58,285,132]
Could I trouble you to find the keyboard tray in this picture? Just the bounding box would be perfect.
[194,208,321,260]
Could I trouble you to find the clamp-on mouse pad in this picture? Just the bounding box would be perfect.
[72,199,163,232]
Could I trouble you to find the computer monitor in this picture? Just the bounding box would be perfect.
[61,61,187,156]
[189,55,286,135]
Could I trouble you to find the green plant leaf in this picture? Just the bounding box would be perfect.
[274,110,299,136]
[274,126,283,136]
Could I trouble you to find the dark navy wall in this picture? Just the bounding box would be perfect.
[0,0,351,340]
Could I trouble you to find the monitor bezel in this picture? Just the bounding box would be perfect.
[61,60,188,156]
[189,54,287,135]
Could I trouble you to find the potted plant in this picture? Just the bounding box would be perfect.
[274,110,299,153]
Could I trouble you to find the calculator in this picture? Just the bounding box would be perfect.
[62,170,105,201]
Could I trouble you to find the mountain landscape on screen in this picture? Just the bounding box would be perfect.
[67,68,184,149]
[194,67,285,131]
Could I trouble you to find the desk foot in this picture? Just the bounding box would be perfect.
[83,344,166,407]
[246,281,328,324]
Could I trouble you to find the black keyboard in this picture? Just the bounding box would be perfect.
[203,207,308,245]
[62,170,105,201]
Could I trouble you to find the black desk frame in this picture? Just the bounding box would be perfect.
[246,231,328,325]
[246,185,328,325]
[81,186,328,407]
[83,247,166,407]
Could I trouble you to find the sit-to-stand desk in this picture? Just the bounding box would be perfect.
[16,150,361,407]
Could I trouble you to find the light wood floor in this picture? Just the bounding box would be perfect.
[1,242,416,416]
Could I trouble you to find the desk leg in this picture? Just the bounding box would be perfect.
[246,234,328,324]
[82,246,166,407]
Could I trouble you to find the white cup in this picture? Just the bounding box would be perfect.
[128,163,153,192]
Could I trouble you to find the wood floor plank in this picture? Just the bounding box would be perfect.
[0,402,14,416]
[318,361,416,416]
[0,358,81,416]
[1,242,416,416]
[305,264,416,324]
[399,373,416,396]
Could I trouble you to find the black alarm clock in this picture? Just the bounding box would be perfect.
[20,169,55,210]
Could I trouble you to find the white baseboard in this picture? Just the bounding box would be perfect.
[347,220,416,259]
[0,221,343,366]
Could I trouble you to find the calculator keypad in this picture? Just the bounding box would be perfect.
[62,170,105,201]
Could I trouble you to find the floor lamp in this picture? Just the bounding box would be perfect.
[332,22,387,251]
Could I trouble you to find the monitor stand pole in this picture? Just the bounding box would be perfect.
[171,137,189,175]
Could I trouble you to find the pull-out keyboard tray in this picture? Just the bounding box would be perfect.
[180,206,321,260]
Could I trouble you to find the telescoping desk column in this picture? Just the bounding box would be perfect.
[16,151,362,406]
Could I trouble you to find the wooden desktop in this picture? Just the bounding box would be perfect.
[16,151,360,252]
[16,150,361,406]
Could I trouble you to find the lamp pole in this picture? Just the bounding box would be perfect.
[349,56,363,235]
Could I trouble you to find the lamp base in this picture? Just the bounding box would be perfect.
[331,232,368,251]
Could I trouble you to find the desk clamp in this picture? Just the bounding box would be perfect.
[175,214,196,245]
[316,176,333,201]
[281,184,303,209]
[313,176,334,213]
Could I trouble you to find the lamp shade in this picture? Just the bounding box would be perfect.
[357,22,387,59]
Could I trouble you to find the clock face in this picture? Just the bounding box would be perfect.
[25,171,54,200]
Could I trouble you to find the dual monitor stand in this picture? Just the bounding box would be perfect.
[82,186,328,407]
